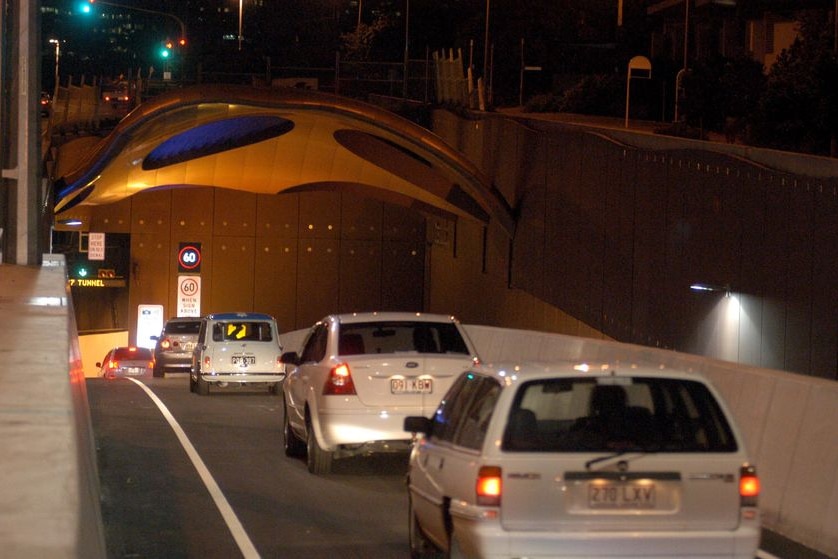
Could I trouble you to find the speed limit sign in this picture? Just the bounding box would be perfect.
[177,275,201,317]
[178,242,202,273]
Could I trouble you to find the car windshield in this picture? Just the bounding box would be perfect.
[165,321,201,335]
[212,321,273,342]
[338,321,469,356]
[502,376,737,453]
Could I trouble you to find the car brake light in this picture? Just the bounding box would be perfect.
[107,359,119,369]
[476,466,502,506]
[203,356,211,368]
[740,464,759,507]
[161,339,171,350]
[323,363,356,395]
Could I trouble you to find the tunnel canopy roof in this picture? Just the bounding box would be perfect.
[54,84,514,235]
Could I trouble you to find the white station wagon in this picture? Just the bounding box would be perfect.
[404,362,761,559]
[190,312,285,395]
[281,312,480,474]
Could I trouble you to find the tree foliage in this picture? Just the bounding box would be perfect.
[748,12,838,155]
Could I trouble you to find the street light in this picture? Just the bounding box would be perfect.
[48,38,61,90]
[238,0,244,51]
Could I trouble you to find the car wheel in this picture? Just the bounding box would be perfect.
[305,415,333,475]
[283,404,306,458]
[153,364,164,378]
[268,381,282,395]
[196,372,210,395]
[408,494,438,558]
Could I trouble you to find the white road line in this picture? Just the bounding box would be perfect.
[757,550,782,559]
[128,378,260,558]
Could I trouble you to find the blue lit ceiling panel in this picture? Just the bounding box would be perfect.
[142,115,294,171]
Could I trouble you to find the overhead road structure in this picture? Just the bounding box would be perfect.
[52,85,515,236]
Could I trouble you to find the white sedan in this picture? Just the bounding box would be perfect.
[281,312,480,474]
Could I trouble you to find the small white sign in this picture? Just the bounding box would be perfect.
[88,232,106,261]
[137,304,164,349]
[177,275,201,317]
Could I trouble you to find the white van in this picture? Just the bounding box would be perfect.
[190,312,285,395]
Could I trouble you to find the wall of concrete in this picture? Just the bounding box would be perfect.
[430,110,838,381]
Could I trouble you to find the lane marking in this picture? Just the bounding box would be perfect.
[128,378,260,558]
[757,551,782,559]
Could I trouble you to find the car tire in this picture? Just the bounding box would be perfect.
[189,374,196,393]
[283,404,306,458]
[306,415,333,475]
[268,381,282,395]
[196,372,210,395]
[408,494,438,558]
[152,364,164,378]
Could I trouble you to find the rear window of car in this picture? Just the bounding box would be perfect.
[338,321,469,356]
[112,347,153,360]
[212,321,274,342]
[502,376,737,453]
[164,321,201,335]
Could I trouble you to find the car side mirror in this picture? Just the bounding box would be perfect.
[280,351,300,366]
[95,362,102,368]
[404,416,432,435]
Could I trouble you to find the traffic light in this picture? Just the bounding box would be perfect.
[159,40,172,59]
[78,1,92,14]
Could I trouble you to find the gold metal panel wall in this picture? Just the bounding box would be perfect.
[214,189,256,237]
[341,196,383,241]
[381,239,424,312]
[90,198,131,233]
[132,190,172,234]
[210,236,255,313]
[257,193,299,239]
[254,237,298,331]
[296,238,340,327]
[382,204,425,243]
[170,188,215,236]
[298,191,341,239]
[339,240,382,313]
[129,233,171,331]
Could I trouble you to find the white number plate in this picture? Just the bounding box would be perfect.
[588,483,656,508]
[390,378,433,394]
[232,355,256,366]
[127,367,142,375]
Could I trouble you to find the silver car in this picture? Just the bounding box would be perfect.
[281,312,480,474]
[404,362,761,559]
[152,317,202,377]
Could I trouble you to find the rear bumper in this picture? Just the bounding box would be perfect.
[449,502,761,559]
[316,407,419,449]
[154,353,192,372]
[200,371,285,385]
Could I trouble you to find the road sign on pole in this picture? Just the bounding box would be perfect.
[177,275,201,317]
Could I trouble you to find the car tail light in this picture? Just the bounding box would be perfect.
[323,363,356,395]
[147,360,154,369]
[740,464,759,507]
[107,359,119,370]
[203,355,211,369]
[161,338,172,350]
[476,466,502,506]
